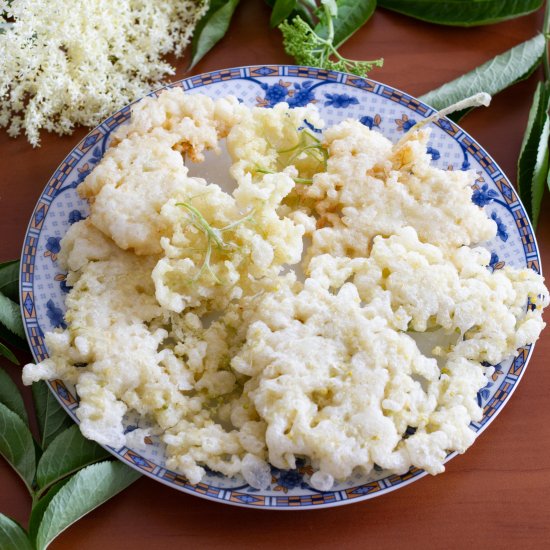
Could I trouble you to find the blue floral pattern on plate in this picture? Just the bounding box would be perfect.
[44,237,61,262]
[360,113,381,129]
[427,146,440,161]
[491,211,509,241]
[20,65,541,509]
[45,299,66,329]
[472,183,499,207]
[395,114,416,132]
[324,93,359,108]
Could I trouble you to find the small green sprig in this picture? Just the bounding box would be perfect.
[253,126,328,185]
[177,202,254,284]
[279,128,328,167]
[255,166,314,185]
[279,2,383,78]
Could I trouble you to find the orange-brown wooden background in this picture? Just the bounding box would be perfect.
[1,1,549,548]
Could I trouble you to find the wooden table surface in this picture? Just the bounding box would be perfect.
[1,2,549,548]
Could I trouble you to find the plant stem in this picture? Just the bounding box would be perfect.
[324,3,335,45]
[255,167,312,184]
[176,201,254,284]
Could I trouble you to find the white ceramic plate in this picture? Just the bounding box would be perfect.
[20,65,541,509]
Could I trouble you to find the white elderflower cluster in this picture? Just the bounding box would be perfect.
[0,0,208,146]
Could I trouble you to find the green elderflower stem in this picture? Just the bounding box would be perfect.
[177,202,254,284]
[254,167,313,184]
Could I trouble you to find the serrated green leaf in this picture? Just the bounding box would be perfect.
[32,382,74,449]
[36,461,141,550]
[0,260,20,303]
[518,81,550,227]
[520,81,548,204]
[28,478,71,546]
[378,0,543,27]
[0,366,28,423]
[0,293,25,340]
[315,0,376,48]
[37,425,110,490]
[0,402,36,492]
[419,34,545,121]
[189,0,241,70]
[270,0,297,27]
[532,119,550,226]
[0,341,19,365]
[0,514,33,550]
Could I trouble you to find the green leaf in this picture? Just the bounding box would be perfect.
[32,382,74,449]
[517,81,550,227]
[0,323,29,351]
[299,0,318,10]
[315,0,376,48]
[0,293,25,340]
[28,478,71,546]
[0,402,36,492]
[533,121,550,227]
[270,0,297,27]
[0,514,33,550]
[294,6,315,26]
[0,260,20,303]
[189,0,241,70]
[36,425,110,490]
[264,0,315,26]
[0,260,27,352]
[419,34,545,121]
[0,366,28,423]
[0,341,19,365]
[378,0,543,27]
[293,0,317,26]
[35,461,141,550]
